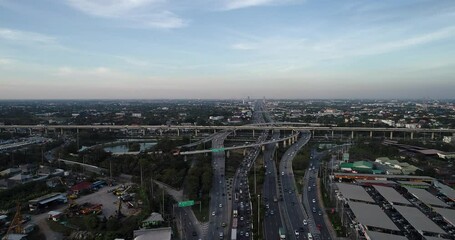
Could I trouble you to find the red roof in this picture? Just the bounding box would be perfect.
[71,181,91,192]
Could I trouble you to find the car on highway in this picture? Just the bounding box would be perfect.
[303,219,307,225]
[212,211,216,216]
[295,230,300,236]
[219,203,222,208]
[312,198,316,203]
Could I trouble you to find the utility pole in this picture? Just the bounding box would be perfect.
[162,188,165,215]
[254,158,257,194]
[109,159,112,179]
[257,194,260,237]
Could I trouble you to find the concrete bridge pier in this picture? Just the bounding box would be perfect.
[61,128,64,136]
[332,130,334,138]
[29,128,32,135]
[389,131,393,140]
[233,130,236,137]
[311,130,314,138]
[142,128,146,136]
[226,150,230,158]
[261,145,265,152]
[184,155,187,162]
[243,149,247,156]
[370,131,373,138]
[283,141,287,148]
[159,129,163,136]
[351,131,354,139]
[276,143,279,148]
[76,128,80,150]
[252,129,255,137]
[177,129,180,136]
[431,132,435,140]
[194,129,198,136]
[410,132,414,140]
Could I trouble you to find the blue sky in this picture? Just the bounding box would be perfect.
[0,0,455,99]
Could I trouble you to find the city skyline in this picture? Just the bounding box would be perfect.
[1,0,455,99]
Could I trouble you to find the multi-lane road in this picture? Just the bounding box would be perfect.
[262,131,283,240]
[180,102,336,240]
[302,149,332,240]
[208,132,231,240]
[279,133,311,240]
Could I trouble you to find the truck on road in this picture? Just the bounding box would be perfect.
[231,228,237,240]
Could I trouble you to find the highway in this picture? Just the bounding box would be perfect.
[262,131,283,240]
[207,131,231,240]
[279,133,311,240]
[302,149,332,240]
[178,132,299,155]
[2,124,454,134]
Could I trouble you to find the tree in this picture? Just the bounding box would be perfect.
[139,158,148,187]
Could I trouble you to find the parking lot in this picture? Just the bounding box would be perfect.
[75,184,137,218]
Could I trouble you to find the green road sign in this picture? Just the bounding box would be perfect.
[178,200,195,207]
[211,147,225,153]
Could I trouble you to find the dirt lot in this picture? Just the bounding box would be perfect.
[30,183,136,240]
[75,185,136,218]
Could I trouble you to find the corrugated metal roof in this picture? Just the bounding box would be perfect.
[348,201,399,231]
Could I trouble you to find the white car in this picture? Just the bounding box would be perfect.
[312,198,316,203]
[212,211,215,216]
[303,219,308,225]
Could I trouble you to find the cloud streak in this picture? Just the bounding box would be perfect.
[66,0,186,29]
[0,28,56,45]
[222,0,299,10]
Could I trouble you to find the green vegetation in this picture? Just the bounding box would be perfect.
[349,139,399,160]
[0,181,65,210]
[225,150,244,178]
[184,156,212,200]
[320,166,347,237]
[192,198,210,222]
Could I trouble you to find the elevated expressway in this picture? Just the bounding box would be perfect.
[2,124,454,140]
[177,132,300,155]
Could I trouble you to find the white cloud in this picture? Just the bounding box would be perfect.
[0,28,55,45]
[231,43,257,50]
[362,26,455,55]
[55,66,117,78]
[0,58,14,65]
[223,0,299,10]
[66,0,186,29]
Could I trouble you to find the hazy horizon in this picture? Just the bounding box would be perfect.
[1,0,455,99]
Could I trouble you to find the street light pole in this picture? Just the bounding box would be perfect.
[257,194,260,238]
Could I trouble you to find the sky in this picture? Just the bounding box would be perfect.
[0,0,455,99]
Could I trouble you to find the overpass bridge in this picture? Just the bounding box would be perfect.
[1,124,454,140]
[177,131,301,155]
